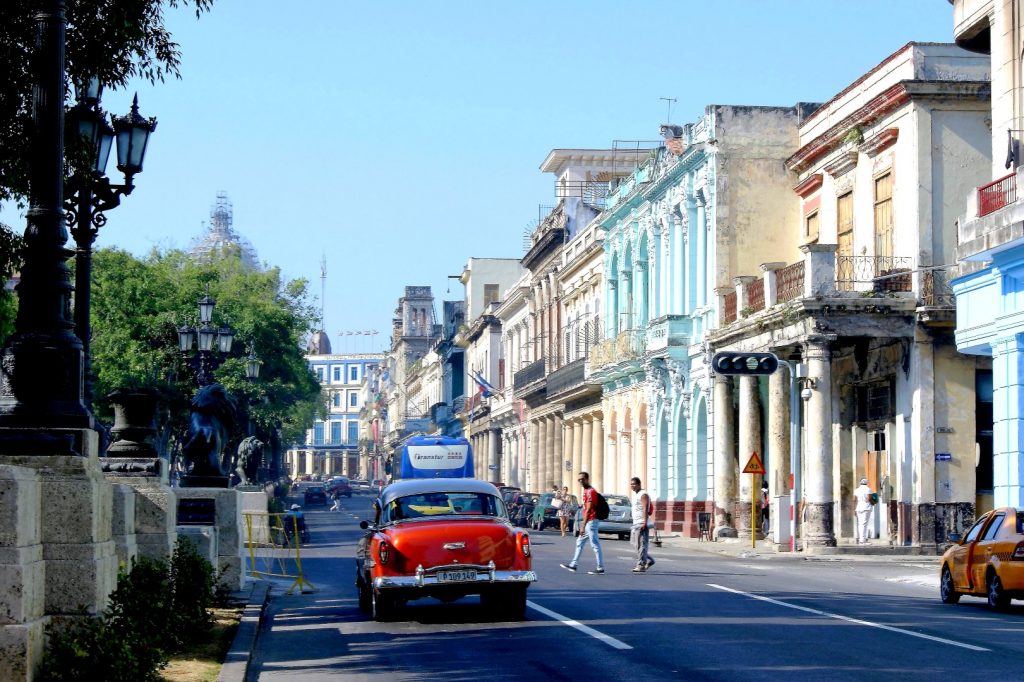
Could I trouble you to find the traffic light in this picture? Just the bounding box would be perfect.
[711,352,779,376]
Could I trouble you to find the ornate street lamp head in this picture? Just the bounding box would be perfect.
[246,351,262,380]
[177,325,195,352]
[218,326,235,354]
[112,94,157,180]
[197,323,217,352]
[197,295,215,323]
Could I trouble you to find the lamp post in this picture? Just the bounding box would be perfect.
[0,1,93,445]
[177,295,236,386]
[65,80,157,409]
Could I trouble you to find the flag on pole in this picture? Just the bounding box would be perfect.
[471,370,500,398]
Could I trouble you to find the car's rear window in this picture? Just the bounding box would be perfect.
[383,492,507,522]
[606,495,629,507]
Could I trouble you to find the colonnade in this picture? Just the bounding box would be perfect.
[527,411,604,493]
[469,428,501,483]
[711,337,836,547]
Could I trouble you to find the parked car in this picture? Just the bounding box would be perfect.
[355,478,536,622]
[508,492,540,527]
[351,479,370,493]
[530,492,579,532]
[303,485,327,506]
[329,476,353,498]
[940,506,1024,609]
[574,494,632,540]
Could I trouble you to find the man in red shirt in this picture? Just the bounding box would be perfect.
[560,471,605,575]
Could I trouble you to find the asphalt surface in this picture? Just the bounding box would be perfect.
[244,495,1024,681]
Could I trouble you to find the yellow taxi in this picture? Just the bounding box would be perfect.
[940,507,1024,610]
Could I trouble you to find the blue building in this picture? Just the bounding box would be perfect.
[285,330,383,479]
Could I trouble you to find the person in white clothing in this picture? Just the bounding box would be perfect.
[853,477,874,543]
[629,477,655,572]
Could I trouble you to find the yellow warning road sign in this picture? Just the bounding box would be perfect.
[742,451,765,475]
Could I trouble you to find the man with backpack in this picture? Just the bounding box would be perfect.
[560,471,606,575]
[629,477,656,572]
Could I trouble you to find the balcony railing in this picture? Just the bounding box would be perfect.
[513,357,546,389]
[920,269,956,308]
[835,255,913,292]
[556,180,610,207]
[547,359,586,396]
[747,278,765,313]
[590,328,647,368]
[722,291,738,324]
[978,173,1017,217]
[776,261,804,303]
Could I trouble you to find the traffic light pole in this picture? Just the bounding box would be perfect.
[785,360,801,553]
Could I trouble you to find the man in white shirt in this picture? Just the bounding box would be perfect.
[853,477,874,543]
[629,477,655,572]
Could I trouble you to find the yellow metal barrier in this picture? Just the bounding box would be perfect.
[243,512,316,594]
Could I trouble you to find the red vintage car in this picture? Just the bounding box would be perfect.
[355,478,536,621]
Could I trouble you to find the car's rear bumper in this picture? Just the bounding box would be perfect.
[374,564,537,590]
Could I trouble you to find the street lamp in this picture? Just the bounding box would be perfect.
[65,80,157,409]
[0,1,93,442]
[245,349,263,381]
[177,296,235,386]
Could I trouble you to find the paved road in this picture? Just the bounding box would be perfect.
[246,495,1024,681]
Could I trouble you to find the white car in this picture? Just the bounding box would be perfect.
[574,494,633,540]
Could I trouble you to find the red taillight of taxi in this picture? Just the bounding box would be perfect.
[520,533,531,557]
[1012,541,1024,560]
[378,541,390,565]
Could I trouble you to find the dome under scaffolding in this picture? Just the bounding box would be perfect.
[188,192,259,269]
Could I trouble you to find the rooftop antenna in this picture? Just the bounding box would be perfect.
[660,97,677,124]
[319,254,327,329]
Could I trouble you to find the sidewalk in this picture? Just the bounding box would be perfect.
[657,533,943,564]
[217,579,270,682]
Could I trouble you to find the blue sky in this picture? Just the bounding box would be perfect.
[1,1,956,353]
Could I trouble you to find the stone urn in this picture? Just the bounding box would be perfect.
[106,387,161,458]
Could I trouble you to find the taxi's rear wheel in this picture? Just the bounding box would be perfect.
[940,565,960,604]
[372,591,396,621]
[987,571,1010,611]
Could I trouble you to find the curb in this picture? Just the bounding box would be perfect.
[656,535,943,563]
[217,580,271,682]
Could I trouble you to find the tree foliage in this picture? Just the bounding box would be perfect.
[0,0,214,206]
[90,247,325,457]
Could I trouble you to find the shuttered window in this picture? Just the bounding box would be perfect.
[874,173,893,259]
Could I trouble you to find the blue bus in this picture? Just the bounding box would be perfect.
[395,436,474,479]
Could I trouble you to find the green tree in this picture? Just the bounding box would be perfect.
[0,0,213,342]
[89,247,325,462]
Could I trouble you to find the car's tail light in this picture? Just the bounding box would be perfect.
[520,533,531,557]
[1013,541,1024,560]
[378,541,390,565]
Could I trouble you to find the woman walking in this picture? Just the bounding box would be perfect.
[557,485,572,537]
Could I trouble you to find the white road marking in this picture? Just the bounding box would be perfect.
[526,601,633,650]
[707,583,989,652]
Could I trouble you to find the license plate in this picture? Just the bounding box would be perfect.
[437,569,477,583]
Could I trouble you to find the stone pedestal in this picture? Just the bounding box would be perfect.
[175,487,245,591]
[237,489,271,546]
[175,526,218,568]
[102,458,177,562]
[0,463,46,682]
[110,484,138,569]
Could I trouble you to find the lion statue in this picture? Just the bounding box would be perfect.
[235,435,265,486]
[181,384,237,480]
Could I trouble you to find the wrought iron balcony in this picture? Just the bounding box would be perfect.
[546,358,586,397]
[590,329,646,369]
[514,357,546,390]
[835,255,913,292]
[978,173,1017,217]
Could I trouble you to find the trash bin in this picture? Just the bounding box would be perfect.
[772,495,791,545]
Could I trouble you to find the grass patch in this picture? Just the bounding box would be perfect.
[160,605,244,682]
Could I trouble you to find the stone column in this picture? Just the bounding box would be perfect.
[804,338,837,548]
[553,414,563,489]
[713,373,737,538]
[581,416,593,480]
[488,428,500,483]
[592,415,605,491]
[538,418,548,491]
[563,418,575,490]
[529,420,539,492]
[304,450,313,476]
[571,419,583,489]
[736,375,762,539]
[768,365,791,544]
[910,333,936,550]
